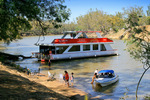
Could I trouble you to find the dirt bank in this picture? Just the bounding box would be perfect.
[86,25,150,40]
[104,25,150,40]
[0,63,87,100]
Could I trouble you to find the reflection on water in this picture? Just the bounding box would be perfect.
[0,36,149,100]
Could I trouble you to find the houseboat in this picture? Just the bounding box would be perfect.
[32,31,118,61]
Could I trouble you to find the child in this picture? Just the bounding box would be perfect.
[70,72,74,87]
[27,68,31,75]
[63,74,66,84]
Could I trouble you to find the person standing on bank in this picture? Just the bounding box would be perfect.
[64,71,69,87]
[70,72,74,87]
[27,68,31,75]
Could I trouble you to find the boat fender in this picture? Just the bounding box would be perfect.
[41,59,45,62]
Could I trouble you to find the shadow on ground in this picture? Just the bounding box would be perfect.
[0,70,69,100]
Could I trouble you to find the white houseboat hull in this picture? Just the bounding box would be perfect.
[50,50,117,60]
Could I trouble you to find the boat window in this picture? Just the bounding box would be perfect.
[40,46,50,54]
[68,45,80,52]
[98,74,105,78]
[93,44,98,50]
[51,46,55,54]
[55,46,69,54]
[108,73,114,78]
[101,44,106,51]
[40,46,56,54]
[99,73,114,78]
[83,45,90,51]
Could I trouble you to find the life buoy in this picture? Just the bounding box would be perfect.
[41,59,45,62]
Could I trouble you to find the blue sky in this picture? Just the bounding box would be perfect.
[64,0,149,22]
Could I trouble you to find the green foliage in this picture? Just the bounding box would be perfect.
[19,6,150,35]
[146,16,150,25]
[144,95,150,100]
[0,0,70,43]
[123,6,144,27]
[123,6,150,62]
[123,5,150,99]
[147,4,150,16]
[107,14,124,32]
[76,9,125,33]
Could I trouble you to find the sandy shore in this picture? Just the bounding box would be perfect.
[0,63,87,100]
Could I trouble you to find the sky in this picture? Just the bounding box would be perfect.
[64,0,150,22]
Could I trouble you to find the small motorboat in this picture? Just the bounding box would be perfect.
[95,70,119,87]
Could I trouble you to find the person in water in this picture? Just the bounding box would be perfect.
[48,59,51,70]
[91,73,97,84]
[38,68,40,74]
[94,69,98,75]
[94,69,98,78]
[48,60,51,67]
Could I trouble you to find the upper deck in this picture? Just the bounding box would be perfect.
[35,31,114,46]
[52,38,113,44]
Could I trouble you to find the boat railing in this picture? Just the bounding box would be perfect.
[32,52,39,58]
[32,52,51,60]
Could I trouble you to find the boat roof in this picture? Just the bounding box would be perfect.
[52,38,113,44]
[35,38,114,46]
[98,70,114,74]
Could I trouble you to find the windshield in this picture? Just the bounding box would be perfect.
[98,73,115,78]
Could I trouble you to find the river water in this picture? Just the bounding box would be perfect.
[0,35,149,100]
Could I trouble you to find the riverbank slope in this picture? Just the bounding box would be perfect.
[0,63,87,100]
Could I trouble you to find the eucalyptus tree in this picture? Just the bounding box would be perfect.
[146,5,150,25]
[76,9,111,32]
[107,14,124,32]
[0,0,70,44]
[123,6,150,99]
